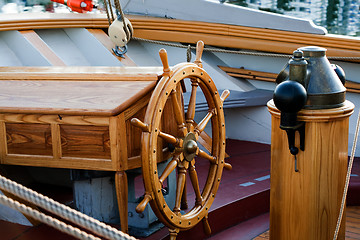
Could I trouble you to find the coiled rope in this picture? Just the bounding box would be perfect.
[0,175,137,240]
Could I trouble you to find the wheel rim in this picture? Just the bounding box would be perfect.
[141,63,226,230]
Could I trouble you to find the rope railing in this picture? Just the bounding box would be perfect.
[0,174,137,240]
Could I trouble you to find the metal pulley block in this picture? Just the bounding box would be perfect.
[108,16,133,57]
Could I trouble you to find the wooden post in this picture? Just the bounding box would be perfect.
[268,100,354,240]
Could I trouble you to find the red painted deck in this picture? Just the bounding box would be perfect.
[1,139,360,240]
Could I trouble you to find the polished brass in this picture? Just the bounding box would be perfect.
[183,132,197,162]
[277,46,346,109]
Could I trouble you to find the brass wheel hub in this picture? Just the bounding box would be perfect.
[183,132,197,162]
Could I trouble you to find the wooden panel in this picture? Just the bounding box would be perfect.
[51,123,62,160]
[126,104,146,158]
[0,113,109,126]
[60,124,111,159]
[2,154,113,171]
[124,91,151,121]
[6,123,52,156]
[0,66,162,81]
[254,206,360,239]
[109,114,128,171]
[0,121,7,163]
[268,102,354,240]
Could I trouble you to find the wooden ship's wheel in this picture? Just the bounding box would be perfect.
[131,41,231,239]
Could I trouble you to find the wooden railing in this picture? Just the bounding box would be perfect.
[219,65,360,93]
[0,13,359,63]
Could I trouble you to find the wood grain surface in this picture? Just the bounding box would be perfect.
[0,13,358,62]
[268,100,354,240]
[0,66,162,81]
[254,206,360,239]
[0,80,156,116]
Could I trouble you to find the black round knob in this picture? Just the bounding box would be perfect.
[331,64,346,85]
[273,80,307,113]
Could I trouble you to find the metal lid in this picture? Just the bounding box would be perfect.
[298,46,326,57]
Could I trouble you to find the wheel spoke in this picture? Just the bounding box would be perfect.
[159,156,179,185]
[202,214,212,235]
[181,179,188,210]
[186,78,199,123]
[171,89,185,127]
[158,130,182,147]
[189,162,203,206]
[197,149,217,165]
[173,166,187,214]
[194,108,216,137]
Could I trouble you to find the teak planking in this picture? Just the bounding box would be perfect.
[268,100,354,240]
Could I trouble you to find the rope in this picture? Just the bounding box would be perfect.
[333,108,360,240]
[103,0,112,25]
[106,0,114,22]
[0,194,101,240]
[0,175,137,240]
[114,0,125,20]
[328,56,360,61]
[186,44,192,62]
[132,37,360,61]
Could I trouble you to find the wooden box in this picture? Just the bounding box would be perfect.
[0,66,176,232]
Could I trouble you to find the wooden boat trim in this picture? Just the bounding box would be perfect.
[0,66,162,81]
[1,154,114,171]
[129,16,360,62]
[0,13,359,62]
[0,13,109,30]
[20,30,66,66]
[0,113,110,126]
[219,66,360,93]
[268,100,354,122]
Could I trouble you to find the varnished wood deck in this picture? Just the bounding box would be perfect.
[253,206,360,240]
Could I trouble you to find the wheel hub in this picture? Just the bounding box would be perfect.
[183,132,197,162]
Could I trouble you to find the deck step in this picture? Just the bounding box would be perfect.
[207,213,269,240]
